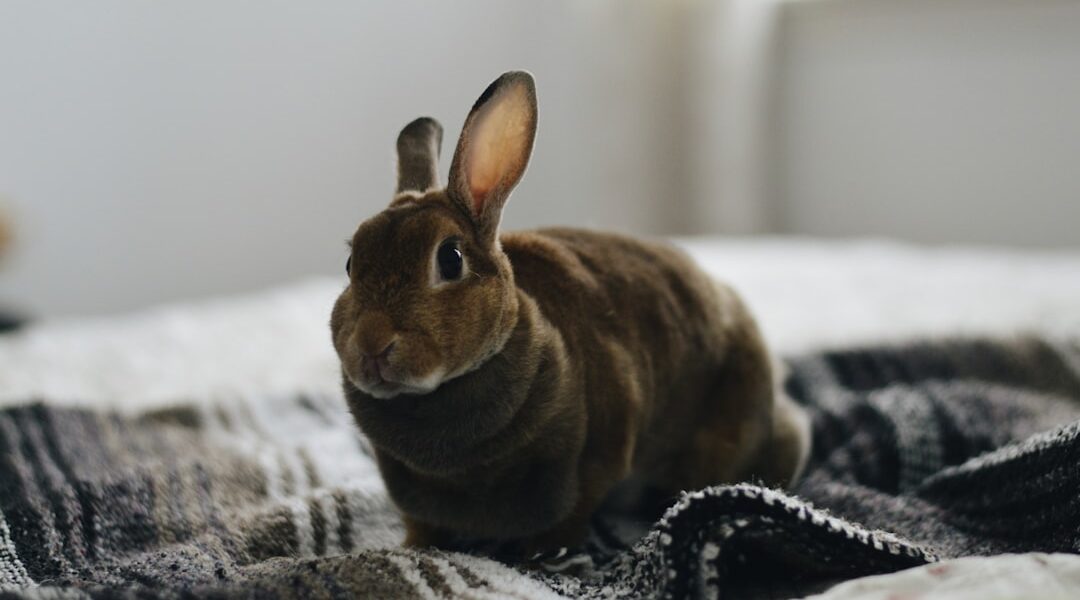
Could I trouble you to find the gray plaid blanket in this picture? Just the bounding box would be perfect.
[1,336,1079,598]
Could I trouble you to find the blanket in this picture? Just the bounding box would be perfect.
[1,336,1079,599]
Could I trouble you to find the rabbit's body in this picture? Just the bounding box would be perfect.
[332,72,809,555]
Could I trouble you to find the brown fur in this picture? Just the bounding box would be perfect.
[330,71,810,555]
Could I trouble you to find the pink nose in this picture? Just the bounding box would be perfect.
[360,340,396,380]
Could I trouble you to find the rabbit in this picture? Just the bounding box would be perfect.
[330,71,810,557]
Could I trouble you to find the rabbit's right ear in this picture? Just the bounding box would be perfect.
[448,71,537,242]
[396,117,444,194]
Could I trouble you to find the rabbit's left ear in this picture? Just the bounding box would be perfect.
[396,117,444,194]
[448,71,537,241]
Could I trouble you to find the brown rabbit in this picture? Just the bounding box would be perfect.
[330,71,810,556]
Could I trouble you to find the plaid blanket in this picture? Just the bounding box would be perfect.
[1,336,1079,599]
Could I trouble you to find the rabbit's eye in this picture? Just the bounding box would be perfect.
[437,240,463,281]
[345,255,352,276]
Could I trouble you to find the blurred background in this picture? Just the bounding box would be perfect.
[1,0,1079,317]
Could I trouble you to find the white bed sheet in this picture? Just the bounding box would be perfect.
[3,235,1080,598]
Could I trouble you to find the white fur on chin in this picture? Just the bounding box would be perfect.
[349,366,446,400]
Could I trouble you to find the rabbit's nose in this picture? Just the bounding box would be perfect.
[359,339,396,382]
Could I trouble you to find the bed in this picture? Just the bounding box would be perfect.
[2,237,1080,598]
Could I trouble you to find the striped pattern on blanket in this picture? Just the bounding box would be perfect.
[0,336,1078,598]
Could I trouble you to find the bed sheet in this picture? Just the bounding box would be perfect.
[3,236,1080,598]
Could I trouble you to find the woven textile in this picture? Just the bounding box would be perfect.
[1,336,1078,598]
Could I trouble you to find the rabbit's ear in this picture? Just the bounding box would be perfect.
[396,117,444,194]
[448,71,537,239]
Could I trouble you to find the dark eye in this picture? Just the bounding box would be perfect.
[345,255,352,276]
[437,240,463,281]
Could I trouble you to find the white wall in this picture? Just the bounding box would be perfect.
[774,0,1080,247]
[4,0,1079,317]
[685,0,784,236]
[0,1,693,316]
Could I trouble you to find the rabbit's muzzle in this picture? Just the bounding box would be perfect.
[359,340,395,384]
[340,316,447,400]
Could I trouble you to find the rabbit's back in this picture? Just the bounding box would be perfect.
[501,227,757,471]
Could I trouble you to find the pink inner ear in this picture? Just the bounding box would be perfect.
[469,176,494,214]
[465,84,531,217]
